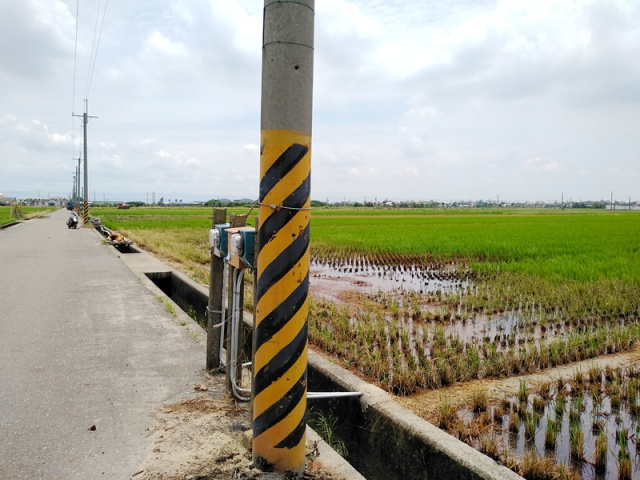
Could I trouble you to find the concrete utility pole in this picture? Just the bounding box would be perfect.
[252,0,314,473]
[75,158,81,210]
[73,100,97,224]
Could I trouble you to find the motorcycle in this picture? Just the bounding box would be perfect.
[67,212,79,229]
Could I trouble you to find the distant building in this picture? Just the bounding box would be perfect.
[0,193,17,206]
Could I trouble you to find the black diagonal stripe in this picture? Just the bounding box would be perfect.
[258,175,310,249]
[275,414,307,449]
[254,321,307,396]
[255,271,309,347]
[257,223,309,301]
[254,370,307,438]
[260,144,309,201]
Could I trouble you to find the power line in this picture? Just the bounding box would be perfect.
[71,0,79,164]
[71,0,79,115]
[84,0,109,100]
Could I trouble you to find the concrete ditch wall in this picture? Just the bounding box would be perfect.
[307,353,522,480]
[121,246,522,480]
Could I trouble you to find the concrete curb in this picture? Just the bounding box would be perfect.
[0,220,21,229]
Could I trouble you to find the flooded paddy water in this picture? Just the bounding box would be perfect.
[309,257,640,479]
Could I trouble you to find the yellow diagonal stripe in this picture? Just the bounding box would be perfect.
[253,342,308,419]
[256,250,309,327]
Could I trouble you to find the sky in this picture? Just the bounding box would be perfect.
[1,0,639,204]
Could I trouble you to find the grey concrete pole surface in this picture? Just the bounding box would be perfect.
[206,208,227,370]
[252,0,314,473]
[76,159,81,213]
[260,0,314,134]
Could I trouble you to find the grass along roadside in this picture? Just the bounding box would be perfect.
[0,206,56,226]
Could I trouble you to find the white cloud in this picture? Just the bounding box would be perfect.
[146,31,188,57]
[521,157,560,173]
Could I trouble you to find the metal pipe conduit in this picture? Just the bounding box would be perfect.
[230,268,251,401]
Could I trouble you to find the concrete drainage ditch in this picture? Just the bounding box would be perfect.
[114,243,522,480]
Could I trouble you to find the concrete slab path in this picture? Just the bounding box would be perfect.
[0,209,204,479]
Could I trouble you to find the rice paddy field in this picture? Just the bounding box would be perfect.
[91,206,640,479]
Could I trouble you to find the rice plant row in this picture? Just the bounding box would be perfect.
[437,365,640,479]
[308,293,640,395]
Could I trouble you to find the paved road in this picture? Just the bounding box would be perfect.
[0,209,204,479]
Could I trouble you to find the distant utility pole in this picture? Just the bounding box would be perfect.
[75,157,81,212]
[73,100,97,224]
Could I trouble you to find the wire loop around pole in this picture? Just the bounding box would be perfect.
[258,202,311,211]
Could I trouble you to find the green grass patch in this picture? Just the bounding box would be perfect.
[0,206,56,225]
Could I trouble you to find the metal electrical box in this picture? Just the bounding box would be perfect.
[226,226,256,269]
[211,223,230,257]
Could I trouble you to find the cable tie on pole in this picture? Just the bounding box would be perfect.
[263,40,314,50]
[258,202,311,212]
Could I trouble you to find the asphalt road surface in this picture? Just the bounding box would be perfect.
[0,209,203,479]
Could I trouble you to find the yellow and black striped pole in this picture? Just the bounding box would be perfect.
[252,0,314,473]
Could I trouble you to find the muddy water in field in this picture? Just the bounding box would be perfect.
[309,260,565,350]
[310,259,468,304]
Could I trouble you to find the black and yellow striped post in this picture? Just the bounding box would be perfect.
[252,0,314,472]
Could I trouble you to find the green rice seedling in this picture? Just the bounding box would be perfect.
[555,391,566,417]
[471,388,488,413]
[590,382,600,405]
[569,395,582,424]
[492,403,504,422]
[591,413,607,434]
[545,415,558,449]
[594,429,607,472]
[617,430,631,480]
[501,394,511,411]
[539,381,553,400]
[509,411,519,434]
[524,410,538,441]
[610,378,622,409]
[520,447,561,480]
[532,395,545,413]
[479,427,499,460]
[572,368,584,387]
[519,379,529,404]
[569,420,584,460]
[437,396,457,430]
[588,363,603,385]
